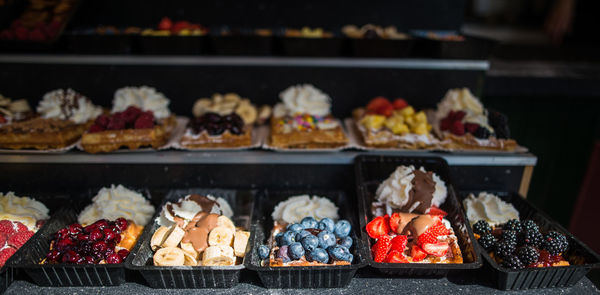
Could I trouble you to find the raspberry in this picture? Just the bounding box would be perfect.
[134,115,154,129]
[440,117,452,131]
[0,220,15,235]
[122,106,142,124]
[95,115,110,128]
[88,124,105,133]
[450,110,466,121]
[450,120,465,136]
[0,247,17,267]
[8,230,34,248]
[464,122,479,134]
[107,117,126,130]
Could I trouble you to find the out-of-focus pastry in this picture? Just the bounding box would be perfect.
[0,94,34,125]
[284,27,333,38]
[141,17,208,37]
[342,24,409,39]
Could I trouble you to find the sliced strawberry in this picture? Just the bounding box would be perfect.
[427,206,447,217]
[389,213,401,233]
[416,221,449,246]
[366,215,390,239]
[372,235,392,263]
[376,104,394,117]
[421,242,449,257]
[392,98,408,110]
[366,97,392,113]
[384,250,408,263]
[157,17,173,30]
[464,122,479,134]
[411,244,427,262]
[450,120,465,136]
[390,235,408,252]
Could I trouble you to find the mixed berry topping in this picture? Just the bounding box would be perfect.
[88,106,155,133]
[440,109,511,139]
[189,112,245,136]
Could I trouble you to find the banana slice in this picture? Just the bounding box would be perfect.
[257,105,272,124]
[233,231,250,257]
[218,101,238,114]
[150,226,172,251]
[183,251,198,266]
[223,93,241,104]
[212,93,224,104]
[235,103,257,125]
[162,225,185,248]
[208,226,234,246]
[154,247,185,266]
[180,242,199,260]
[202,245,235,266]
[216,215,235,230]
[192,98,212,117]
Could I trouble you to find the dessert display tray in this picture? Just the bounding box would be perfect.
[354,155,482,275]
[412,34,494,60]
[278,36,344,57]
[128,188,255,289]
[138,35,206,55]
[210,35,273,56]
[246,189,366,288]
[349,37,415,58]
[9,189,154,287]
[458,191,600,290]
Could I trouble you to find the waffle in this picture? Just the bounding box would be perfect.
[269,118,348,149]
[438,132,518,152]
[179,125,253,148]
[405,231,463,264]
[353,120,437,149]
[80,115,177,153]
[0,117,89,150]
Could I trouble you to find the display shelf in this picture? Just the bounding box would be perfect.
[0,54,490,70]
[0,150,536,166]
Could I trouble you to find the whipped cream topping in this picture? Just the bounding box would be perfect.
[78,185,155,226]
[37,89,102,124]
[0,192,49,231]
[435,88,493,132]
[157,194,233,227]
[113,86,171,119]
[374,165,447,216]
[271,195,339,224]
[463,192,519,227]
[274,84,331,117]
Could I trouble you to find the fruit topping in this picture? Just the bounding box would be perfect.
[390,235,408,252]
[416,221,449,246]
[410,244,427,262]
[189,112,245,136]
[502,254,524,270]
[372,235,392,263]
[0,220,36,267]
[7,231,34,248]
[428,206,448,217]
[518,228,543,248]
[392,98,408,110]
[517,246,540,265]
[361,97,431,135]
[366,215,390,239]
[488,109,510,139]
[504,219,522,232]
[495,240,517,258]
[421,242,449,257]
[307,248,329,263]
[384,250,408,263]
[257,245,270,260]
[473,220,492,236]
[88,106,156,133]
[389,213,401,233]
[478,232,497,251]
[542,231,569,256]
[502,230,518,247]
[0,247,17,267]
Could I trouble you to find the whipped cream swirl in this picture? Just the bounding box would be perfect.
[0,192,49,231]
[463,192,519,227]
[113,86,171,119]
[157,194,233,227]
[271,195,339,224]
[274,84,331,117]
[435,88,493,132]
[78,185,155,226]
[37,89,102,124]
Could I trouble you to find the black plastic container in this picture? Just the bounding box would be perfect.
[246,189,366,288]
[137,35,205,55]
[127,188,254,288]
[9,188,154,287]
[458,191,600,290]
[278,35,343,57]
[65,32,133,54]
[210,34,273,56]
[412,34,494,60]
[350,38,415,58]
[354,155,482,275]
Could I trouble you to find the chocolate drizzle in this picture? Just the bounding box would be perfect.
[400,170,436,214]
[181,212,219,253]
[188,194,220,213]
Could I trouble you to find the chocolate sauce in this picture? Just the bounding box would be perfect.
[400,170,436,214]
[181,212,219,253]
[401,214,438,237]
[188,194,220,213]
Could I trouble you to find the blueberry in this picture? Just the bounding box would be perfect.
[307,248,329,263]
[338,236,353,249]
[275,233,283,247]
[327,245,347,261]
[301,235,319,252]
[342,253,354,263]
[257,245,270,260]
[318,218,335,232]
[287,223,304,233]
[281,231,296,246]
[276,245,290,263]
[317,230,336,249]
[296,230,312,242]
[334,220,352,238]
[288,242,305,260]
[301,217,318,229]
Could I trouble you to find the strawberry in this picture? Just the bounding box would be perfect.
[366,97,392,115]
[416,221,449,246]
[88,124,105,133]
[389,213,401,233]
[411,244,427,262]
[464,122,479,134]
[421,242,449,257]
[13,221,27,233]
[384,250,408,263]
[157,17,173,30]
[372,235,392,263]
[0,247,16,267]
[392,98,408,110]
[450,120,465,136]
[7,230,33,248]
[366,215,390,239]
[377,104,394,117]
[0,232,7,245]
[390,235,408,252]
[172,21,192,33]
[427,206,448,217]
[134,114,154,129]
[0,220,15,236]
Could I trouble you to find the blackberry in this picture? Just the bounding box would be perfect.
[473,126,491,139]
[518,229,543,247]
[543,231,569,256]
[502,255,524,270]
[494,240,516,258]
[473,220,492,236]
[521,220,539,233]
[517,246,540,265]
[502,230,518,247]
[488,110,511,139]
[478,232,497,251]
[504,219,522,232]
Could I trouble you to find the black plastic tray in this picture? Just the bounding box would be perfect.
[127,188,254,289]
[412,35,494,60]
[64,33,133,54]
[210,34,273,56]
[137,35,205,55]
[278,36,343,57]
[0,192,67,293]
[246,189,366,288]
[354,155,482,276]
[458,191,600,290]
[9,188,154,287]
[350,38,414,58]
